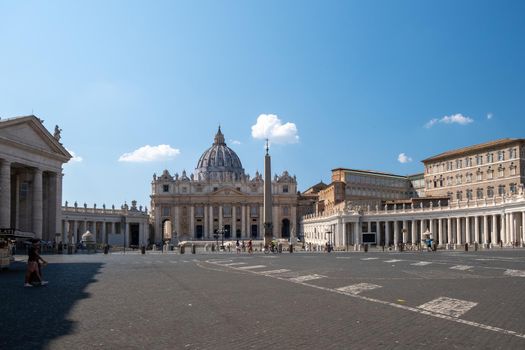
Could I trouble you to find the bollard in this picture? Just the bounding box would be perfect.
[289,244,293,253]
[364,244,368,252]
[104,245,109,255]
[141,246,145,255]
[191,244,196,254]
[180,245,185,254]
[465,243,468,252]
[474,242,478,251]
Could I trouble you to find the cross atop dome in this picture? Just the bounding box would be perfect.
[214,125,226,145]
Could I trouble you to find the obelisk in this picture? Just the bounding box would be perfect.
[263,139,273,247]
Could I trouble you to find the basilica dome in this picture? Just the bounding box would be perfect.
[195,127,245,181]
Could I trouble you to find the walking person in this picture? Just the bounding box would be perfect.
[24,240,48,287]
[236,240,241,254]
[248,240,253,254]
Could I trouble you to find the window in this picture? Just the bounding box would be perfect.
[510,163,516,176]
[498,166,504,178]
[510,148,517,159]
[250,205,258,217]
[498,185,506,196]
[487,186,494,198]
[476,155,483,165]
[283,185,289,193]
[466,173,472,183]
[223,205,231,217]
[510,183,517,194]
[213,187,218,192]
[195,206,204,217]
[456,159,462,169]
[476,170,482,181]
[466,157,472,167]
[182,187,187,193]
[487,153,493,163]
[466,189,473,200]
[456,191,463,201]
[498,150,505,161]
[487,168,493,179]
[163,184,169,193]
[162,207,170,216]
[282,206,289,216]
[447,191,453,198]
[476,188,484,199]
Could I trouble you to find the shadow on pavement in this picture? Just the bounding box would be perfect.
[0,260,104,350]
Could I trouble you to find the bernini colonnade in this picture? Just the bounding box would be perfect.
[302,194,525,249]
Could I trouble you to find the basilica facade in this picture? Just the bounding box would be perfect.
[150,127,298,243]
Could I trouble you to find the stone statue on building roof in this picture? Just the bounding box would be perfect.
[53,125,62,142]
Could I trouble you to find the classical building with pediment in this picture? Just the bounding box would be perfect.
[150,127,298,243]
[0,115,71,241]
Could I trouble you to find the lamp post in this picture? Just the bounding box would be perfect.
[217,226,226,250]
[213,230,219,252]
[121,216,126,254]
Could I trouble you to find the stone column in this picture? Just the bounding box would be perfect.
[32,168,43,238]
[447,218,452,246]
[342,220,347,248]
[385,221,390,246]
[402,220,408,244]
[394,221,399,248]
[203,204,208,238]
[522,212,525,246]
[492,214,498,246]
[241,205,246,238]
[0,159,11,229]
[190,205,195,238]
[102,221,107,244]
[354,221,361,248]
[411,219,416,244]
[429,218,434,237]
[501,213,506,245]
[72,220,78,244]
[209,205,214,236]
[465,217,471,244]
[54,172,63,237]
[218,205,223,230]
[232,204,237,238]
[483,215,489,246]
[474,216,480,243]
[376,221,380,245]
[509,212,514,245]
[61,220,67,243]
[438,218,443,246]
[456,217,462,245]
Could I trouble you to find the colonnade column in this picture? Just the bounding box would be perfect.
[376,221,381,245]
[32,168,43,238]
[385,221,390,246]
[394,221,399,249]
[501,213,506,246]
[232,204,237,238]
[492,214,498,246]
[72,221,78,244]
[474,216,479,243]
[189,206,194,238]
[55,172,63,237]
[342,220,347,248]
[411,219,416,244]
[483,215,489,246]
[0,160,12,228]
[447,218,452,247]
[509,212,514,245]
[241,205,246,238]
[203,204,208,238]
[102,221,107,244]
[259,205,264,238]
[456,217,462,245]
[209,205,214,235]
[428,218,434,237]
[438,218,443,246]
[465,217,471,244]
[354,221,361,249]
[522,212,525,246]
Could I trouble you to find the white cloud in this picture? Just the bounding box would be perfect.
[230,139,241,145]
[487,113,493,120]
[118,144,180,162]
[425,113,474,128]
[398,153,412,164]
[251,114,299,144]
[66,149,83,163]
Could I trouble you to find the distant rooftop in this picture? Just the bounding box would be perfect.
[332,168,409,179]
[422,138,524,163]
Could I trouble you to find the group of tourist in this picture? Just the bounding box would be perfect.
[24,239,48,287]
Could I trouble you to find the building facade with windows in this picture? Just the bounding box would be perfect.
[150,127,298,244]
[301,138,525,250]
[423,138,525,201]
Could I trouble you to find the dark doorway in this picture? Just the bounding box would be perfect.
[236,229,241,239]
[196,225,203,239]
[251,225,258,238]
[224,225,231,239]
[281,219,290,238]
[130,223,139,246]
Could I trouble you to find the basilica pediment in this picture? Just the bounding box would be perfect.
[211,187,244,196]
[0,115,71,161]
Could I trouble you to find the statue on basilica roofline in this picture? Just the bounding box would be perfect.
[53,125,62,142]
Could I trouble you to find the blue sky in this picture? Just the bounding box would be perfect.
[1,0,524,208]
